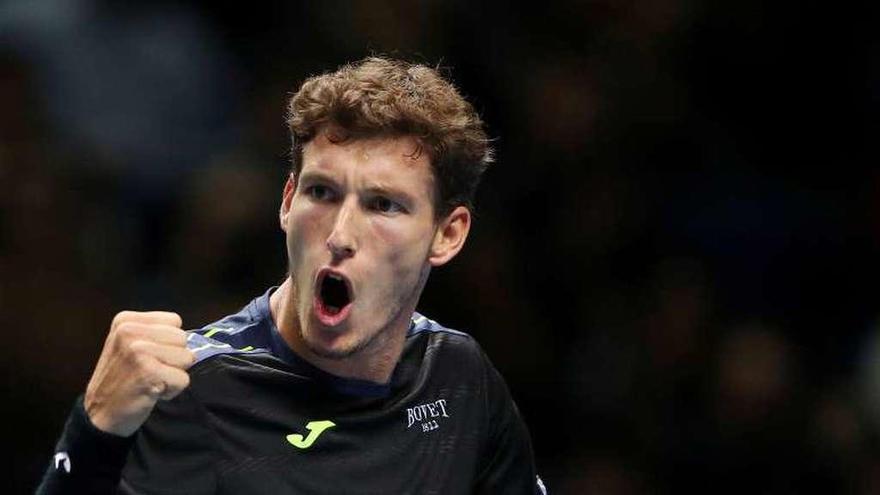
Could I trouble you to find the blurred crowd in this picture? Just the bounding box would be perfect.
[2,0,877,493]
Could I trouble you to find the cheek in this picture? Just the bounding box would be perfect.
[369,218,432,270]
[287,206,327,258]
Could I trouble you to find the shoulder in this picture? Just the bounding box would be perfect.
[407,312,482,354]
[407,312,471,339]
[405,312,495,377]
[186,297,272,365]
[407,313,518,402]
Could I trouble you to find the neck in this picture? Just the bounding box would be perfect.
[269,278,410,384]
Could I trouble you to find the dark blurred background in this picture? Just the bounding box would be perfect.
[2,0,878,493]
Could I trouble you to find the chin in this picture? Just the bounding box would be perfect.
[302,323,365,360]
[308,342,359,360]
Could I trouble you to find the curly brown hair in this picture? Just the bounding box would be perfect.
[286,57,493,218]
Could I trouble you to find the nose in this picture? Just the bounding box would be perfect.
[326,198,358,261]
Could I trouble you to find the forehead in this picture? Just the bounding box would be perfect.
[301,130,436,192]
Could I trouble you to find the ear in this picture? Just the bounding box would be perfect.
[428,206,471,267]
[279,174,296,232]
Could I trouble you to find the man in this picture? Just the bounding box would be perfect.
[38,57,544,494]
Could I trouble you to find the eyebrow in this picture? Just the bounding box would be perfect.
[362,183,416,203]
[298,171,337,184]
[300,171,419,203]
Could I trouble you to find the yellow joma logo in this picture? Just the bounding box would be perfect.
[286,420,336,449]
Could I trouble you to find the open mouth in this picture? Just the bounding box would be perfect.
[315,269,353,325]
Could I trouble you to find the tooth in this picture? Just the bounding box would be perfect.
[328,274,342,281]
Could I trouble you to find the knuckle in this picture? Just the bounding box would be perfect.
[115,322,139,339]
[111,311,135,329]
[166,331,187,349]
[110,324,136,352]
[153,311,182,327]
[167,312,183,327]
[178,372,191,390]
[141,379,163,398]
[141,379,163,399]
[132,349,153,370]
[126,339,146,356]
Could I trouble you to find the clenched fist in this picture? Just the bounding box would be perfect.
[84,311,195,437]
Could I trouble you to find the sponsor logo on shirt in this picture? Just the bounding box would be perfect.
[406,398,450,433]
[286,420,336,449]
[54,452,71,473]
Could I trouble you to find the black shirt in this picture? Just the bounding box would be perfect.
[37,289,545,494]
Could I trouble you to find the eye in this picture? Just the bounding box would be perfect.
[305,184,336,202]
[368,196,406,214]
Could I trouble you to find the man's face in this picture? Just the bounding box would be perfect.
[279,128,467,360]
